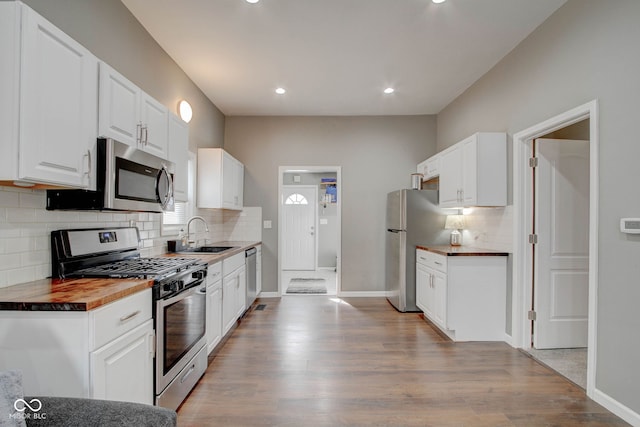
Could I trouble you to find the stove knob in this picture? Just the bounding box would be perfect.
[163,283,174,293]
[192,270,205,280]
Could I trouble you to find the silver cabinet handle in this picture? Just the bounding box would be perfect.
[119,310,141,322]
[136,123,142,145]
[434,261,442,266]
[144,126,149,145]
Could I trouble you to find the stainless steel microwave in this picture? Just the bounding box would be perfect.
[47,138,174,213]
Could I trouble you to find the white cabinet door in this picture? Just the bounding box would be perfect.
[222,273,237,335]
[140,92,168,158]
[198,148,244,210]
[19,5,97,188]
[236,161,244,209]
[221,153,244,210]
[98,62,140,147]
[237,266,247,318]
[461,138,477,205]
[439,147,462,207]
[222,151,237,209]
[439,133,506,208]
[256,245,262,296]
[415,263,429,313]
[98,62,169,159]
[432,270,447,329]
[206,282,222,354]
[168,112,189,202]
[90,319,154,405]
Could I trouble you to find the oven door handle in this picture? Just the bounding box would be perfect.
[158,281,205,306]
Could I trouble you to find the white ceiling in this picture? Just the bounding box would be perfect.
[121,0,566,116]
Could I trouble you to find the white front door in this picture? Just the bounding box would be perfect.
[281,186,317,270]
[534,138,589,349]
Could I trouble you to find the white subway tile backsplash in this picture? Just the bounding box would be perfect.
[7,208,37,223]
[7,267,37,287]
[0,191,20,208]
[0,187,262,288]
[0,254,21,269]
[19,192,45,209]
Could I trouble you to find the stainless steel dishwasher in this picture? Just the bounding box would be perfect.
[245,247,257,309]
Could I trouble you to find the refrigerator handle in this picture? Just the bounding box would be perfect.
[387,229,403,233]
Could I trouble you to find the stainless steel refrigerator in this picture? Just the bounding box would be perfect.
[385,189,449,312]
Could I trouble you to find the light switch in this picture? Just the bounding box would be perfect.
[320,218,328,225]
[263,220,272,229]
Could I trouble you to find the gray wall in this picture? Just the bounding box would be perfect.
[20,0,225,151]
[224,116,438,293]
[437,0,640,414]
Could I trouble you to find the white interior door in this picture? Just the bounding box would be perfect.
[281,186,317,270]
[534,138,589,349]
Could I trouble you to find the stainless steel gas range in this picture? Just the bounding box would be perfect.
[51,227,208,410]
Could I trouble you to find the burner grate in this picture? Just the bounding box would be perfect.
[75,257,199,278]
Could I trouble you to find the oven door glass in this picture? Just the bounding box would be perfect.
[162,286,206,375]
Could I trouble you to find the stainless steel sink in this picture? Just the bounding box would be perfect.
[178,246,237,254]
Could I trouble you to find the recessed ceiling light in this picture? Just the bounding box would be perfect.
[383,87,395,94]
[275,87,286,95]
[246,0,260,3]
[432,0,446,3]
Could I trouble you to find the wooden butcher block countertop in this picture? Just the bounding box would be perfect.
[416,245,509,256]
[0,277,152,311]
[0,241,261,311]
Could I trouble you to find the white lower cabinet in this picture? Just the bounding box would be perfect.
[90,319,154,404]
[206,262,223,354]
[0,289,153,403]
[222,253,247,335]
[256,245,262,296]
[416,249,506,341]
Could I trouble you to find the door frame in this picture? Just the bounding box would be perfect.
[512,99,598,397]
[277,166,342,296]
[280,184,318,271]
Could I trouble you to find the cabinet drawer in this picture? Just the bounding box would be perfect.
[223,252,244,276]
[208,262,222,284]
[90,289,152,350]
[416,249,447,273]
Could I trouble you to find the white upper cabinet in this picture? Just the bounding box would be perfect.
[168,112,189,202]
[417,153,440,181]
[439,132,507,208]
[98,62,169,159]
[0,2,97,188]
[140,92,169,158]
[197,148,244,210]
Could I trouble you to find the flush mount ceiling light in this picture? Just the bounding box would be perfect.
[245,0,260,3]
[432,0,447,3]
[383,87,395,94]
[275,87,286,95]
[178,100,193,123]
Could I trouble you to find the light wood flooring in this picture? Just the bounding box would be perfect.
[177,296,628,426]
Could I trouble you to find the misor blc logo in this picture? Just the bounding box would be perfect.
[10,398,47,420]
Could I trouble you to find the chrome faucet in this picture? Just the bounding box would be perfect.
[186,216,209,246]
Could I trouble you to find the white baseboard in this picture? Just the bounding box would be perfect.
[257,292,280,298]
[337,291,388,297]
[503,333,514,347]
[592,388,640,426]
